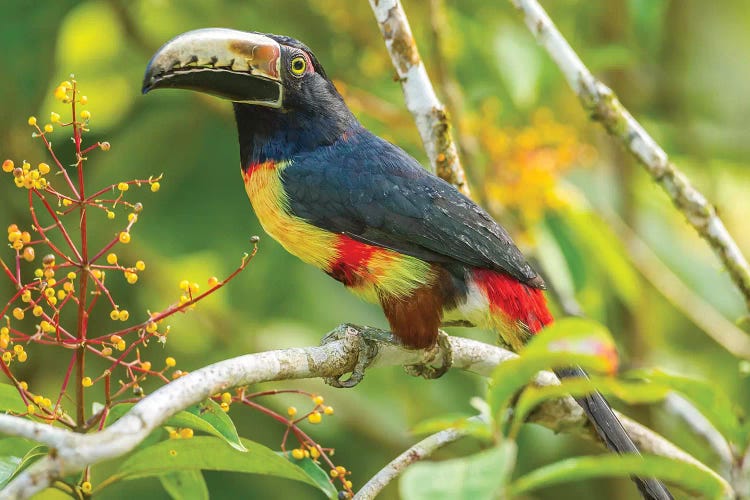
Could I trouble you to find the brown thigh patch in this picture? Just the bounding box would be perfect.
[380,286,443,349]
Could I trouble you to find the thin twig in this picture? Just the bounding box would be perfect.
[509,0,750,311]
[0,327,729,499]
[354,424,470,499]
[368,0,470,197]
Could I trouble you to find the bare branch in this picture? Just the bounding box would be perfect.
[368,0,470,196]
[0,326,728,498]
[509,0,750,311]
[354,422,471,499]
[606,211,750,359]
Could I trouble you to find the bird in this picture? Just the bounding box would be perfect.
[142,28,672,500]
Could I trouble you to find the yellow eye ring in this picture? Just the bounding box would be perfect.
[290,55,307,76]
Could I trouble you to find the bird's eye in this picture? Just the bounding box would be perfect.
[290,55,307,76]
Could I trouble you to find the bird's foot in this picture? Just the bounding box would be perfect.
[404,331,453,380]
[320,324,389,388]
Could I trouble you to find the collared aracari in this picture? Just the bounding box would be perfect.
[143,28,672,500]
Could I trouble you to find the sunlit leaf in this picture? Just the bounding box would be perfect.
[0,438,47,488]
[159,470,208,500]
[510,376,670,437]
[508,454,729,499]
[108,437,325,495]
[488,317,618,420]
[411,414,492,441]
[107,399,246,451]
[0,384,29,413]
[400,442,516,500]
[628,369,744,447]
[282,454,337,499]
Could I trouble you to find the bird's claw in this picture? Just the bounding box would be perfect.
[404,331,453,380]
[321,324,384,388]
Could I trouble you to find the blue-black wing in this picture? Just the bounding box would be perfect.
[282,130,543,287]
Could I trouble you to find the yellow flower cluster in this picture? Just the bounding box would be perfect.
[3,159,50,191]
[465,103,596,228]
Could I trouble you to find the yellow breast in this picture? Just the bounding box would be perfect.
[242,161,336,270]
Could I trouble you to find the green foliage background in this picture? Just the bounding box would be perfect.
[1,0,749,498]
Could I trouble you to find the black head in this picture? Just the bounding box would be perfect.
[143,28,358,165]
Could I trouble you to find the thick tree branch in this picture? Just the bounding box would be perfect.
[509,0,750,311]
[0,326,729,498]
[368,0,470,197]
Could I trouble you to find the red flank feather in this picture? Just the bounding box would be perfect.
[473,269,552,333]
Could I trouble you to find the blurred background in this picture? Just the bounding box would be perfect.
[1,0,749,498]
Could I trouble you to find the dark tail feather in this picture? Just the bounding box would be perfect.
[555,366,674,500]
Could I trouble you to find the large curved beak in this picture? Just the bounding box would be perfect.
[142,28,283,107]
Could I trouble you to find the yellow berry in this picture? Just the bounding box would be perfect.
[0,327,7,335]
[12,308,24,320]
[324,406,334,416]
[57,290,66,300]
[189,282,199,294]
[106,210,115,220]
[99,141,110,151]
[116,340,126,351]
[312,395,324,406]
[310,446,320,459]
[17,351,27,363]
[220,402,230,412]
[117,182,129,191]
[135,260,146,271]
[22,246,35,262]
[47,296,57,306]
[110,309,119,321]
[291,448,304,460]
[308,411,322,424]
[150,182,160,193]
[50,112,60,123]
[81,481,92,494]
[208,276,219,287]
[165,356,176,367]
[62,199,72,207]
[63,282,74,292]
[106,253,117,265]
[91,269,102,280]
[38,163,50,175]
[145,321,157,333]
[44,124,53,133]
[110,334,122,343]
[26,404,34,414]
[119,232,130,244]
[126,272,138,285]
[13,345,23,354]
[344,480,352,489]
[220,392,232,404]
[82,377,93,387]
[119,310,129,321]
[336,466,347,475]
[80,95,88,105]
[287,406,297,417]
[67,272,76,280]
[330,469,339,478]
[101,347,112,356]
[32,306,43,317]
[54,86,67,101]
[127,213,137,223]
[80,110,91,120]
[19,381,28,390]
[27,116,37,126]
[2,160,14,173]
[44,288,55,298]
[140,361,152,371]
[21,290,31,303]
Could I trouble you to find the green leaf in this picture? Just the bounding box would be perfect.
[109,437,326,496]
[400,442,516,500]
[628,369,744,447]
[510,377,670,437]
[0,438,47,488]
[411,414,492,441]
[107,399,246,451]
[509,454,729,499]
[0,384,28,413]
[487,318,617,420]
[159,470,209,500]
[282,454,337,499]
